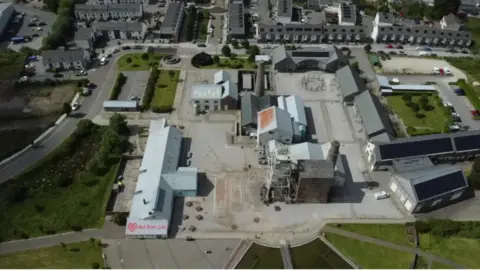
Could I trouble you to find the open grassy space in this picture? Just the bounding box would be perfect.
[0,240,103,268]
[467,17,480,53]
[415,256,429,269]
[201,56,260,70]
[387,94,451,136]
[290,239,352,269]
[0,122,120,241]
[151,70,179,112]
[328,224,414,247]
[235,243,283,269]
[431,260,455,269]
[0,128,44,162]
[0,51,25,80]
[419,233,480,269]
[117,53,166,71]
[326,233,413,269]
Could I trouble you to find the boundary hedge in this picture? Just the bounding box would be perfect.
[142,66,160,110]
[109,72,126,100]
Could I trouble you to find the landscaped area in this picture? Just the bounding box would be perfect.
[325,233,413,269]
[0,240,103,268]
[466,17,480,53]
[0,116,129,241]
[0,51,26,80]
[327,223,415,247]
[289,239,352,269]
[197,9,210,41]
[150,69,179,112]
[387,92,452,136]
[117,53,166,71]
[202,56,260,70]
[235,243,283,269]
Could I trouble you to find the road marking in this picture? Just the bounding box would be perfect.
[213,176,217,213]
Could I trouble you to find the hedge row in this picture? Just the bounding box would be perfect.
[109,72,127,100]
[415,219,480,239]
[142,66,160,110]
[456,79,480,111]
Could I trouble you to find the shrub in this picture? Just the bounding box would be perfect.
[109,73,127,100]
[141,53,149,60]
[92,263,100,269]
[142,67,160,110]
[126,57,132,64]
[113,213,128,226]
[406,126,416,134]
[402,94,413,102]
[415,113,426,119]
[409,102,420,112]
[71,225,83,232]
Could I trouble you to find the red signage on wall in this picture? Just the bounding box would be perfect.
[127,222,168,232]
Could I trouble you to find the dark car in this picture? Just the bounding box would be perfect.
[447,48,457,53]
[461,49,469,54]
[27,22,36,27]
[122,46,131,50]
[134,45,142,49]
[38,22,46,26]
[53,73,63,78]
[389,51,397,55]
[380,56,386,61]
[32,33,39,37]
[399,51,406,55]
[378,50,386,55]
[431,53,438,57]
[396,45,403,49]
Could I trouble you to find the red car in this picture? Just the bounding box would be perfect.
[471,110,480,116]
[386,44,394,49]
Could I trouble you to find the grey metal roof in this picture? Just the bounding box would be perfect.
[272,45,345,71]
[376,12,395,24]
[42,49,88,64]
[75,4,108,12]
[335,64,364,100]
[392,166,468,203]
[298,159,334,179]
[257,23,367,36]
[228,0,245,35]
[103,100,138,108]
[442,13,460,29]
[75,3,142,12]
[95,21,145,32]
[74,27,94,40]
[277,0,292,19]
[162,1,184,28]
[339,2,356,25]
[354,91,387,138]
[241,94,277,126]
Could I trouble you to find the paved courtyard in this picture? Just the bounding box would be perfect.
[118,71,150,101]
[102,238,240,269]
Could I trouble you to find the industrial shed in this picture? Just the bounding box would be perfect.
[126,119,198,239]
[241,94,277,135]
[257,106,294,145]
[336,64,366,104]
[354,91,393,142]
[103,100,138,112]
[389,166,470,213]
[278,95,308,142]
[294,159,335,203]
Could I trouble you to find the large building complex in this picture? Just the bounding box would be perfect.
[89,0,146,5]
[159,1,185,42]
[271,45,348,72]
[228,0,245,37]
[371,12,472,47]
[0,3,14,38]
[126,119,198,239]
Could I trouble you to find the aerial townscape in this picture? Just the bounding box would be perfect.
[1,0,480,268]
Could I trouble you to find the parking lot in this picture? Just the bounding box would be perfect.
[118,71,150,101]
[102,238,240,269]
[6,9,55,51]
[381,57,467,79]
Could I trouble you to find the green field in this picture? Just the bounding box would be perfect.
[0,241,103,268]
[431,260,455,269]
[117,53,166,71]
[387,94,451,136]
[467,17,480,52]
[290,239,352,269]
[328,224,415,247]
[0,120,124,241]
[0,51,25,80]
[326,233,413,269]
[151,70,179,112]
[235,243,283,269]
[419,233,480,268]
[201,56,260,70]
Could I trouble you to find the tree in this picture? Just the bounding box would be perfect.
[420,94,429,105]
[109,113,129,136]
[92,263,100,269]
[141,53,149,60]
[241,39,250,49]
[248,45,260,62]
[364,44,372,53]
[402,94,413,102]
[351,61,359,72]
[168,70,175,80]
[126,57,132,64]
[231,40,239,48]
[432,0,461,20]
[213,55,220,64]
[63,102,72,115]
[221,45,232,57]
[60,242,67,250]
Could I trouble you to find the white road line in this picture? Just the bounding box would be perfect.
[213,176,217,213]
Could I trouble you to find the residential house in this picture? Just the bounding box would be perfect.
[159,1,185,41]
[42,49,91,71]
[75,3,143,21]
[94,21,147,40]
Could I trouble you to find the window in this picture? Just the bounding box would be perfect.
[440,32,444,35]
[304,28,312,31]
[398,28,402,31]
[406,28,410,32]
[448,33,452,36]
[432,30,436,34]
[204,105,210,110]
[260,28,264,32]
[286,28,293,31]
[350,29,354,32]
[389,27,393,30]
[295,28,303,31]
[380,27,384,31]
[359,29,363,33]
[415,30,419,33]
[342,29,345,32]
[313,28,321,31]
[269,28,274,32]
[424,30,427,34]
[194,100,199,104]
[214,100,219,104]
[332,29,336,32]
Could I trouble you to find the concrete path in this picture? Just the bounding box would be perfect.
[0,229,103,255]
[222,239,252,269]
[323,226,465,269]
[280,241,293,269]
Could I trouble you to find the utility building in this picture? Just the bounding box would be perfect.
[241,94,277,135]
[257,106,294,146]
[294,159,334,203]
[277,95,308,143]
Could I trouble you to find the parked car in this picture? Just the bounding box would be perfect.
[471,110,480,117]
[71,103,80,111]
[122,46,131,50]
[449,125,461,132]
[53,73,63,78]
[27,22,36,27]
[454,88,466,95]
[129,95,140,101]
[385,44,394,49]
[389,51,397,55]
[399,51,406,55]
[76,69,87,76]
[38,21,46,26]
[374,191,390,200]
[385,54,391,60]
[396,45,403,49]
[461,49,469,54]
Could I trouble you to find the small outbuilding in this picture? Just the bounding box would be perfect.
[103,100,138,112]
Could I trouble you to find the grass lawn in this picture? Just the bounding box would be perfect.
[0,128,44,161]
[328,224,414,247]
[201,57,261,70]
[0,51,25,80]
[0,240,103,268]
[117,53,166,71]
[151,70,179,111]
[0,124,118,241]
[419,233,480,268]
[197,10,210,41]
[326,233,413,269]
[415,256,429,269]
[290,239,352,269]
[467,17,480,53]
[235,243,283,269]
[431,260,455,269]
[387,94,451,136]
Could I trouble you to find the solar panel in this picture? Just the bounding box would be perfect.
[414,171,466,201]
[378,137,454,160]
[291,51,330,58]
[454,133,480,151]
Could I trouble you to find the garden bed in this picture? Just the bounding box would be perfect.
[201,56,260,70]
[0,119,125,241]
[117,53,166,71]
[150,70,179,113]
[0,240,103,268]
[235,243,283,269]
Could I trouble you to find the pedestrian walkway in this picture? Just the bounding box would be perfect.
[222,239,252,269]
[0,229,103,255]
[323,226,465,269]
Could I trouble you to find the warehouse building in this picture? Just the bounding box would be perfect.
[278,95,308,143]
[335,64,366,104]
[389,165,471,213]
[271,45,347,73]
[0,3,15,38]
[377,75,436,94]
[126,119,198,239]
[353,91,393,143]
[257,106,294,145]
[159,1,185,42]
[241,94,277,135]
[228,0,245,37]
[190,70,238,112]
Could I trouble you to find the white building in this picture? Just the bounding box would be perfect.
[190,70,238,112]
[0,3,14,37]
[89,0,146,5]
[257,106,294,146]
[42,49,91,71]
[127,119,198,239]
[75,3,143,21]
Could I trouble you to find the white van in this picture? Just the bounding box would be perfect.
[100,57,107,65]
[419,51,430,56]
